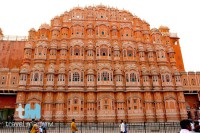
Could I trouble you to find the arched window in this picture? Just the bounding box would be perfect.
[20,74,27,81]
[101,71,109,81]
[183,79,188,86]
[100,48,108,56]
[166,74,170,82]
[123,49,126,57]
[38,46,43,56]
[58,74,65,82]
[191,79,196,86]
[161,51,165,58]
[130,73,137,82]
[87,50,93,56]
[127,47,133,57]
[34,73,39,81]
[175,76,181,82]
[47,74,54,82]
[73,72,80,81]
[87,75,94,82]
[74,48,80,56]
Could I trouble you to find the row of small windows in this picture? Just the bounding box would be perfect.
[49,29,134,38]
[19,73,181,84]
[29,48,173,60]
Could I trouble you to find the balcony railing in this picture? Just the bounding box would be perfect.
[0,35,28,41]
[0,122,181,133]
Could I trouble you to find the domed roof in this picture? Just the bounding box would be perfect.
[151,28,159,32]
[159,25,169,30]
[39,23,50,30]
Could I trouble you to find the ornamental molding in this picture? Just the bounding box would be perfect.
[50,41,57,49]
[124,64,138,72]
[70,39,84,47]
[72,21,84,27]
[27,93,42,101]
[141,65,150,75]
[120,23,132,29]
[69,63,84,71]
[122,41,134,48]
[58,63,66,73]
[68,94,84,100]
[96,40,110,47]
[155,44,166,51]
[36,41,48,47]
[159,66,171,74]
[25,42,32,49]
[32,64,45,72]
[95,22,109,27]
[97,63,112,70]
[97,94,114,100]
[150,66,159,75]
[56,93,65,102]
[47,64,55,73]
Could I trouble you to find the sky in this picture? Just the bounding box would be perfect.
[0,0,199,72]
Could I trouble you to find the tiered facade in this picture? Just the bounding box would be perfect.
[1,5,198,122]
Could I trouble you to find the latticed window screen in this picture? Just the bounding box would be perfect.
[73,72,80,81]
[101,71,109,81]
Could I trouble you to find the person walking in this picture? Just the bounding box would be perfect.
[124,121,128,133]
[180,119,192,133]
[28,119,35,133]
[30,122,39,133]
[71,119,78,133]
[41,120,47,133]
[119,120,125,133]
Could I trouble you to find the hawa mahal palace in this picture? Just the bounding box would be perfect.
[0,5,199,122]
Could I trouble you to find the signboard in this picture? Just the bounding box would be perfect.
[16,103,41,119]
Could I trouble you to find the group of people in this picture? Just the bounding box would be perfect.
[28,119,47,133]
[119,120,128,133]
[180,119,200,133]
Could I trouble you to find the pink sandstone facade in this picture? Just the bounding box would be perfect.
[0,5,199,122]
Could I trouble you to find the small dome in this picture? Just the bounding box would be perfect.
[159,25,169,30]
[54,15,60,19]
[151,28,159,33]
[39,23,50,30]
